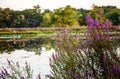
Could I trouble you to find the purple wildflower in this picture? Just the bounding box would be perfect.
[104,19,110,30]
[114,31,117,37]
[96,32,102,40]
[116,66,120,75]
[1,70,5,75]
[83,71,87,79]
[102,56,106,63]
[74,72,79,79]
[90,71,93,77]
[100,11,103,17]
[7,59,11,65]
[38,74,41,79]
[89,19,95,27]
[104,34,109,41]
[86,14,91,24]
[3,68,8,75]
[59,41,63,46]
[50,62,54,68]
[112,63,117,73]
[118,66,120,73]
[87,41,92,46]
[87,26,91,33]
[52,53,56,60]
[20,77,25,79]
[106,31,110,37]
[89,18,99,28]
[62,29,67,35]
[76,34,81,41]
[112,54,116,59]
[99,23,103,27]
[94,18,99,27]
[66,39,69,43]
[67,69,71,74]
[107,69,110,74]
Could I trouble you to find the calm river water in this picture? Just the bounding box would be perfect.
[0,38,55,79]
[0,47,55,79]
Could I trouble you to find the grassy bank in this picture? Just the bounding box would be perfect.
[0,26,120,39]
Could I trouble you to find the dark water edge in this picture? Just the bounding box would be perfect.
[0,38,55,54]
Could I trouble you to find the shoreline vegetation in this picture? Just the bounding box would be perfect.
[0,26,120,37]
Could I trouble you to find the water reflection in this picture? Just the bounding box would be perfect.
[0,38,55,54]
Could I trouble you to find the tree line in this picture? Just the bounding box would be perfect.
[0,5,120,28]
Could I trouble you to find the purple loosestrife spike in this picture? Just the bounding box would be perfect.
[104,19,110,29]
[94,18,99,27]
[59,41,63,46]
[106,31,109,36]
[87,41,92,46]
[116,66,119,75]
[62,29,67,35]
[118,66,120,73]
[20,77,25,79]
[90,18,99,27]
[67,69,71,74]
[104,34,109,41]
[76,34,81,41]
[100,11,103,17]
[38,74,41,79]
[114,31,117,37]
[66,39,69,43]
[102,56,106,63]
[96,32,102,40]
[83,71,87,79]
[99,23,103,27]
[7,59,11,65]
[87,26,93,34]
[3,68,8,75]
[90,19,95,27]
[90,71,93,77]
[50,62,54,68]
[52,53,56,60]
[112,54,117,59]
[112,63,116,72]
[74,72,79,79]
[107,69,110,75]
[1,70,5,76]
[86,14,91,24]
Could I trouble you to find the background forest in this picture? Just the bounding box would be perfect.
[0,5,120,28]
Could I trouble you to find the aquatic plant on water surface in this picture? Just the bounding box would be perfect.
[48,12,120,79]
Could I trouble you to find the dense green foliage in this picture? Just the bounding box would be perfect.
[0,5,120,28]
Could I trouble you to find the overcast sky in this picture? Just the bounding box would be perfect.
[0,0,120,11]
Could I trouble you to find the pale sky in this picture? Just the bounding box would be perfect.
[0,0,120,11]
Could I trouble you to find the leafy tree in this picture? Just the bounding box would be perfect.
[0,8,11,28]
[106,10,120,25]
[41,9,52,27]
[22,8,42,27]
[51,5,79,27]
[77,8,89,26]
